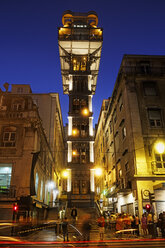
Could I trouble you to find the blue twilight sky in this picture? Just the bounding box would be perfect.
[0,0,165,125]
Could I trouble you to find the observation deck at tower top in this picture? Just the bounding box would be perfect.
[58,10,103,41]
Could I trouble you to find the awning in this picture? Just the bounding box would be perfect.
[154,183,165,190]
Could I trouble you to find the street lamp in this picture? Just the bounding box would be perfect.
[155,141,165,154]
[62,170,69,178]
[95,167,102,176]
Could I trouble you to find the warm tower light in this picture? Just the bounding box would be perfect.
[82,108,89,116]
[155,142,165,154]
[72,150,77,156]
[72,129,78,136]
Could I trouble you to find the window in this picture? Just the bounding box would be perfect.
[0,164,12,189]
[2,127,16,147]
[17,87,23,93]
[113,109,117,123]
[139,61,151,74]
[148,109,162,127]
[118,93,123,111]
[72,56,87,71]
[122,127,126,139]
[35,172,39,196]
[143,81,157,96]
[73,98,80,113]
[114,132,119,151]
[109,121,112,133]
[125,162,129,172]
[155,154,165,169]
[40,180,43,200]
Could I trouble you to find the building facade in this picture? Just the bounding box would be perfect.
[94,55,165,217]
[58,11,103,206]
[0,84,65,221]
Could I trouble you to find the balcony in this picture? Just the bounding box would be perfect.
[151,161,165,174]
[0,111,38,120]
[58,27,103,41]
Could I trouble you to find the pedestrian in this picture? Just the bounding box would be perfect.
[158,212,164,237]
[141,213,147,236]
[147,212,153,236]
[71,206,77,222]
[116,214,124,232]
[55,216,61,235]
[135,214,140,236]
[131,215,136,234]
[62,217,69,242]
[158,211,165,238]
[152,213,158,238]
[123,214,131,229]
[97,215,105,240]
[81,214,91,241]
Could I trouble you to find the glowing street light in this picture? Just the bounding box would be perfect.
[155,141,165,154]
[95,168,102,176]
[62,170,69,178]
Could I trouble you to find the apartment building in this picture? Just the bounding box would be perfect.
[94,55,165,217]
[0,84,65,221]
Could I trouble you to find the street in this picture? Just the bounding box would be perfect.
[0,228,165,248]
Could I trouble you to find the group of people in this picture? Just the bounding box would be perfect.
[102,210,165,238]
[55,208,165,242]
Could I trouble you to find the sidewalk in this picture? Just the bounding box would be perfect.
[21,227,162,242]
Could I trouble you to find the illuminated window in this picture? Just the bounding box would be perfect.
[148,109,162,127]
[0,163,12,189]
[155,154,165,169]
[72,56,87,71]
[2,126,16,147]
[122,127,126,139]
[40,180,43,200]
[35,172,39,196]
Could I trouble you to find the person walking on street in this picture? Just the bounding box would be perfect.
[62,217,69,242]
[135,214,140,236]
[158,211,165,238]
[81,214,91,241]
[97,215,105,240]
[71,206,77,223]
[55,216,61,236]
[116,214,124,232]
[141,213,147,236]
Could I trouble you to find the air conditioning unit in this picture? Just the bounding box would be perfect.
[0,106,7,110]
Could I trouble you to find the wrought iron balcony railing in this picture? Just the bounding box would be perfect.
[58,34,103,41]
[151,161,165,174]
[121,66,165,76]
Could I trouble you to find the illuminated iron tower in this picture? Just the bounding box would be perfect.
[58,11,103,207]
